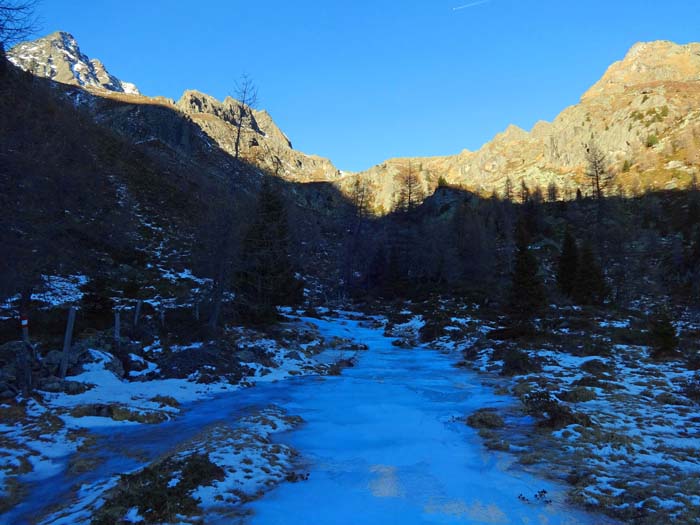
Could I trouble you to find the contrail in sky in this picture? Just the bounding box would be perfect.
[452,0,490,10]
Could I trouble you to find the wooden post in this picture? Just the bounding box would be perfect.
[114,310,121,351]
[133,300,142,330]
[20,315,29,346]
[17,347,31,396]
[59,307,76,380]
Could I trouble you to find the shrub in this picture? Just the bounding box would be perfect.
[648,309,679,359]
[681,373,700,404]
[500,348,540,376]
[521,390,590,429]
[645,134,659,148]
[580,358,612,377]
[418,316,448,342]
[686,351,700,371]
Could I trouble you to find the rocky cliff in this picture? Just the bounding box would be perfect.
[345,40,700,211]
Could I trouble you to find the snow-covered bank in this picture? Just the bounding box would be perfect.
[399,301,700,524]
[0,316,340,524]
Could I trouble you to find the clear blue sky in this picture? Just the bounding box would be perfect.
[30,0,700,172]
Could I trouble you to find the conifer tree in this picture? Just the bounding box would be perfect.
[235,179,303,324]
[573,241,607,305]
[687,228,700,271]
[365,244,387,295]
[519,179,530,204]
[509,234,546,324]
[557,228,578,297]
[649,308,679,359]
[503,177,514,202]
[383,245,403,298]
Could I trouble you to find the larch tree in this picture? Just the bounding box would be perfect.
[585,141,613,202]
[207,75,258,329]
[232,74,258,161]
[573,241,607,305]
[396,162,423,213]
[343,177,374,291]
[519,179,530,204]
[649,307,679,359]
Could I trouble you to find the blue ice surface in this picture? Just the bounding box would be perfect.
[247,315,610,525]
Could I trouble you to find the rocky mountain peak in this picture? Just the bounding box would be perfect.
[582,40,700,101]
[8,31,140,95]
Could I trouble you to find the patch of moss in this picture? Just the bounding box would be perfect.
[467,409,505,429]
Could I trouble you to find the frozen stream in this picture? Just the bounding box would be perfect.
[6,314,608,524]
[250,315,606,525]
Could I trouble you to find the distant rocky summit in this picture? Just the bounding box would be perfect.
[8,31,140,94]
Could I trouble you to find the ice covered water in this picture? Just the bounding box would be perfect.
[248,316,606,525]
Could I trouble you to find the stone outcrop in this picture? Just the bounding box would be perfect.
[174,90,344,182]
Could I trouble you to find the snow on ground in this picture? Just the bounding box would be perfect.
[38,406,304,525]
[0,315,339,522]
[438,307,700,524]
[0,274,89,318]
[41,349,235,424]
[190,408,302,511]
[30,275,89,306]
[0,398,82,511]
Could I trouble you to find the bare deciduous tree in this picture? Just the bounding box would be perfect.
[0,0,39,48]
[232,74,258,160]
[206,75,259,329]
